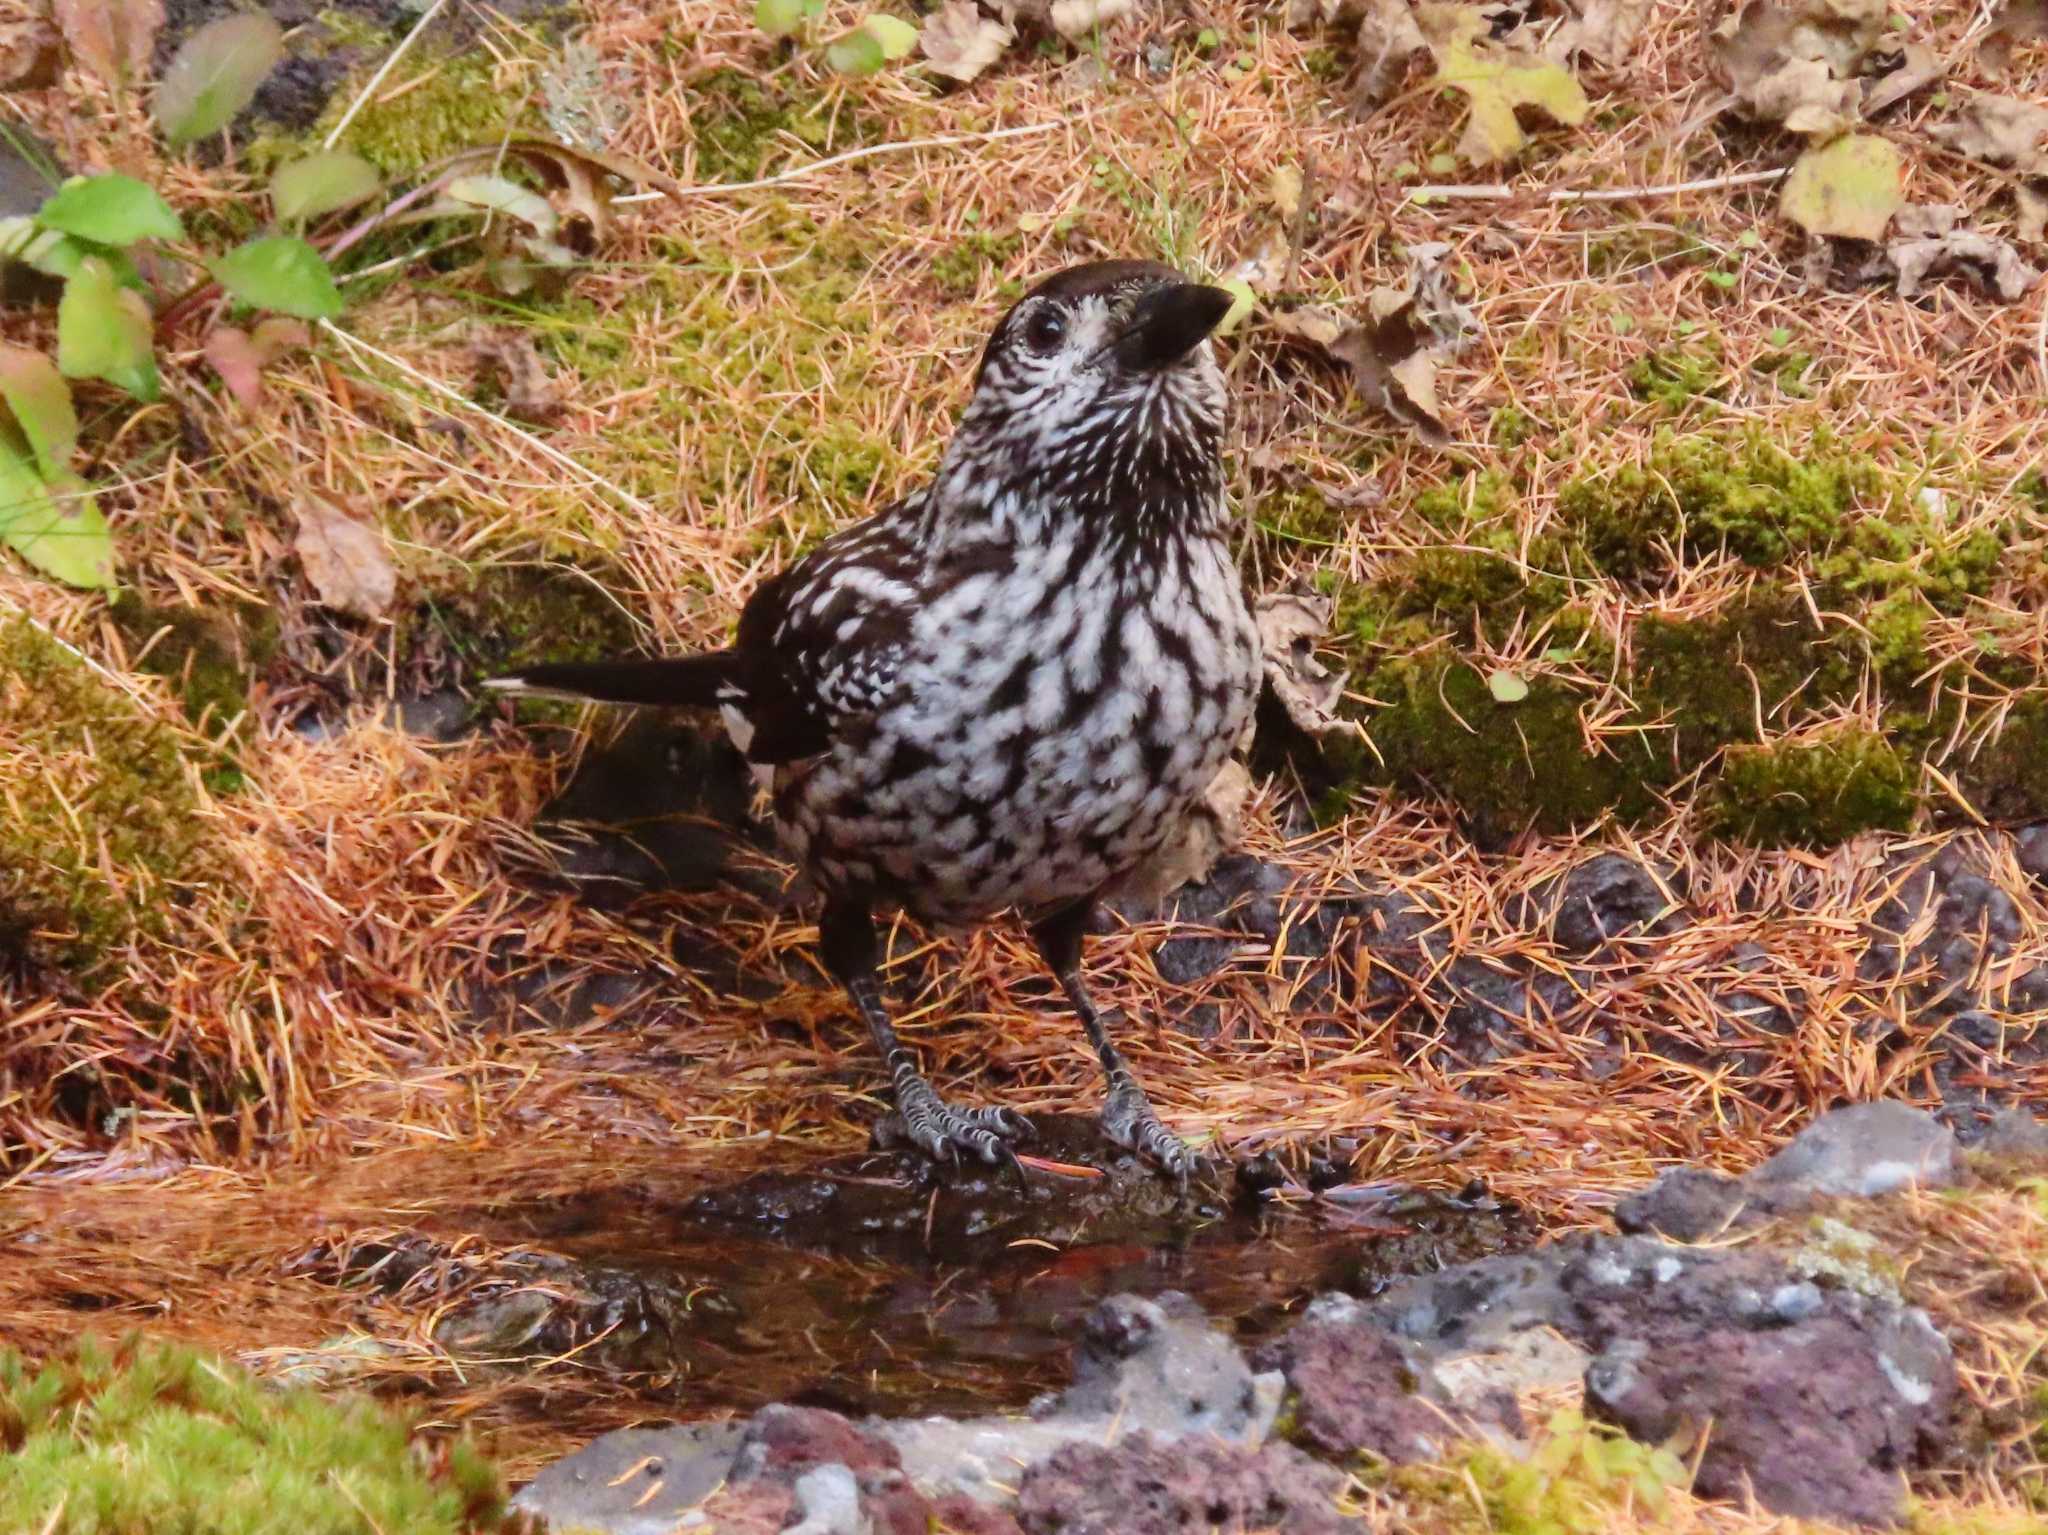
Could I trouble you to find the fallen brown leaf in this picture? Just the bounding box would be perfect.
[1266,243,1472,449]
[203,318,309,411]
[920,0,1015,81]
[1862,207,2044,301]
[51,0,159,93]
[472,333,565,424]
[295,494,396,620]
[1256,589,1357,740]
[1550,0,1649,69]
[0,11,60,88]
[1709,0,1884,136]
[1859,38,1942,117]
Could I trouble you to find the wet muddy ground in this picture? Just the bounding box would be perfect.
[0,1120,1527,1472]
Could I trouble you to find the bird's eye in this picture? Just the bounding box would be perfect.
[1022,307,1067,354]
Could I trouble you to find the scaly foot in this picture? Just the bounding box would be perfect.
[1099,1079,1195,1183]
[876,1077,1035,1172]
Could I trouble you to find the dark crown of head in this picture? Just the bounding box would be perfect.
[946,260,1229,527]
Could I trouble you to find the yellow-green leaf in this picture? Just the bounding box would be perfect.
[1487,669,1530,703]
[270,151,380,224]
[0,432,113,589]
[826,27,886,75]
[445,174,557,236]
[1426,9,1589,166]
[0,346,78,477]
[57,257,158,401]
[863,13,919,59]
[1780,133,1904,243]
[154,13,284,146]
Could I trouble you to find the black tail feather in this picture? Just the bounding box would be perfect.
[485,652,738,709]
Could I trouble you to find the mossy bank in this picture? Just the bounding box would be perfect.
[1292,431,2048,848]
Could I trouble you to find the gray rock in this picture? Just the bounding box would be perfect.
[784,1464,864,1535]
[1544,854,1681,952]
[513,1422,744,1535]
[882,1292,1283,1505]
[518,1295,1282,1531]
[1617,1102,1961,1239]
[1753,1101,1961,1200]
[1974,1108,2048,1165]
[1614,1167,1750,1242]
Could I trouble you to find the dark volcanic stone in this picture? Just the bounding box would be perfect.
[1975,1108,2048,1164]
[730,1403,902,1481]
[1585,1310,1947,1526]
[1546,854,1679,952]
[1015,1433,1357,1535]
[1250,1299,1520,1462]
[1613,1167,1750,1242]
[2017,824,2048,885]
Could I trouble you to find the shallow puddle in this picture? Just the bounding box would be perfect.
[430,1116,1532,1421]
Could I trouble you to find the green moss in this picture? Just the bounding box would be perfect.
[1411,469,1511,533]
[1705,728,1916,846]
[1393,536,1569,640]
[1556,430,1876,578]
[1489,405,1537,449]
[408,560,646,680]
[318,43,542,178]
[529,223,909,553]
[1628,341,1726,412]
[0,617,220,971]
[1349,657,1653,844]
[1632,595,1855,763]
[0,1334,515,1535]
[1256,487,1348,548]
[108,593,278,743]
[931,230,1023,296]
[1315,594,1875,845]
[686,68,861,183]
[1390,1411,1686,1533]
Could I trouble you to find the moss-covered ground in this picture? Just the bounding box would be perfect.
[0,2,2045,1526]
[1,1335,517,1535]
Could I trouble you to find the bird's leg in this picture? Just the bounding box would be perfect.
[1030,900,1194,1181]
[818,900,1032,1170]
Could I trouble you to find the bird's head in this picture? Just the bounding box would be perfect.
[942,260,1235,527]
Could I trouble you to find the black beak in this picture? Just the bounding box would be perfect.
[1112,281,1235,371]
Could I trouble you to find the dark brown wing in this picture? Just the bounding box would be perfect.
[729,493,926,764]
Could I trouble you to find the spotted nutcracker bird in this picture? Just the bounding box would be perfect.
[488,260,1262,1177]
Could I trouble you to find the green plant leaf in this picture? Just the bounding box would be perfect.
[212,236,342,319]
[270,151,381,224]
[826,27,887,75]
[755,0,822,36]
[1426,8,1589,166]
[445,174,558,235]
[0,346,78,478]
[1487,669,1530,703]
[1780,132,1904,243]
[0,433,113,589]
[1213,276,1257,337]
[57,257,158,400]
[154,13,284,146]
[863,13,919,59]
[34,173,183,246]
